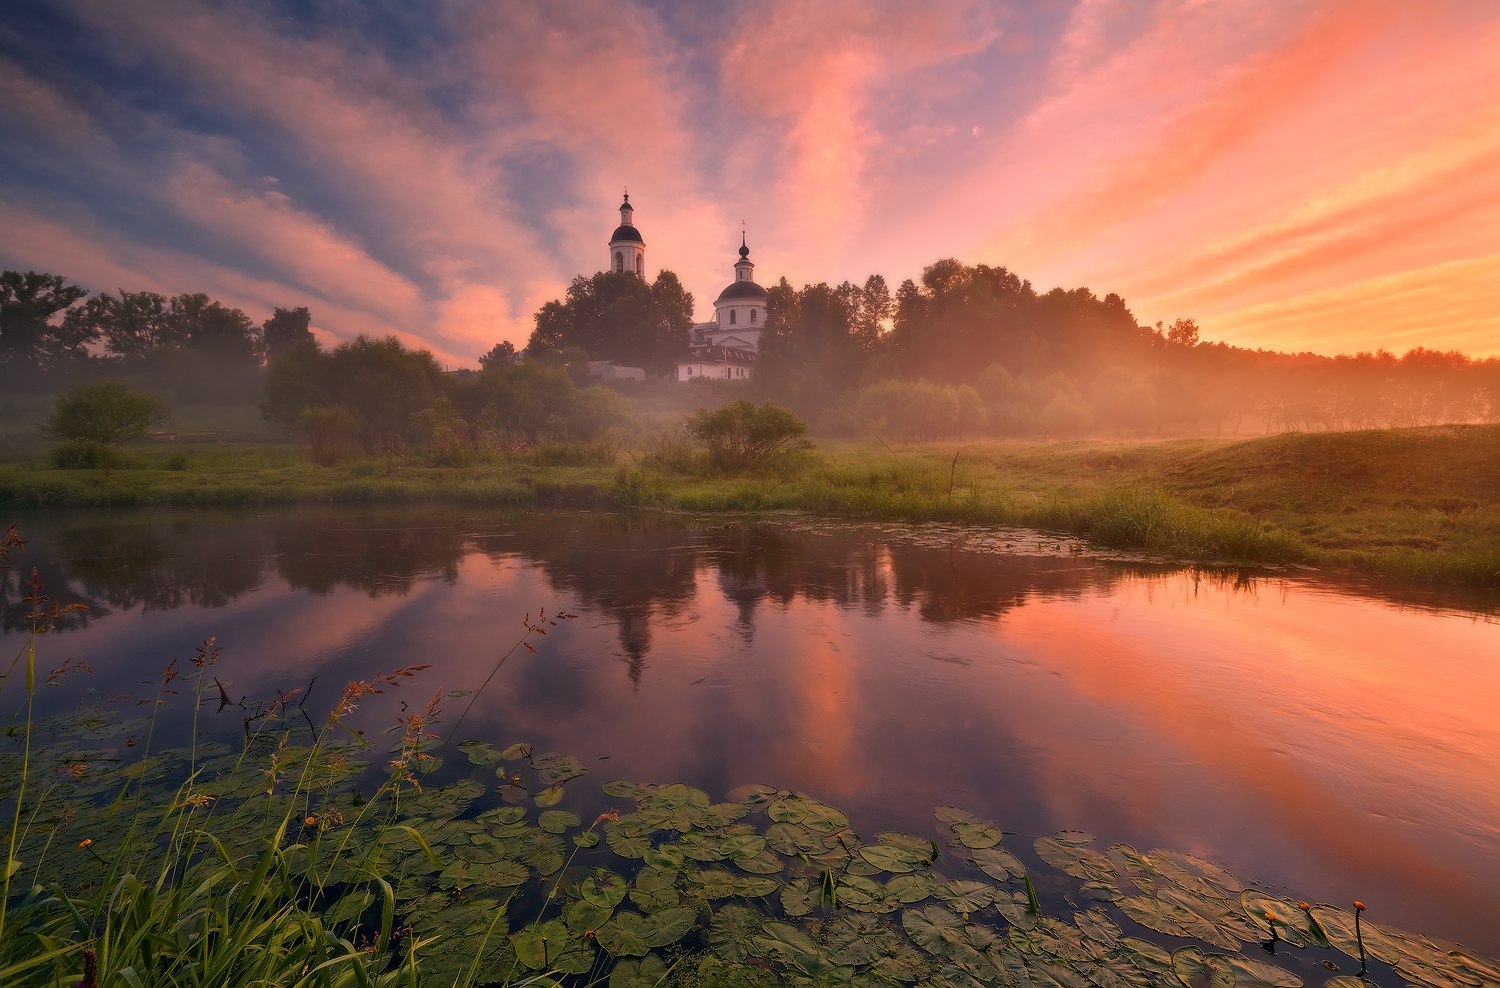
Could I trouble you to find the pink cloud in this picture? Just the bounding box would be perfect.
[719,0,1001,277]
[982,1,1396,271]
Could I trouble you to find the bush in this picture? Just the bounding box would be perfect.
[43,380,167,445]
[49,441,129,470]
[682,399,810,473]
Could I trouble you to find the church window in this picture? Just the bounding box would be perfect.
[614,251,623,273]
[750,309,757,324]
[636,254,643,277]
[730,310,736,325]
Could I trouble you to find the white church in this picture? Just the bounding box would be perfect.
[606,192,765,382]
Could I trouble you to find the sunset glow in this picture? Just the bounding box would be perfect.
[2,1,1496,365]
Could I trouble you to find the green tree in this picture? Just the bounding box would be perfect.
[683,399,809,472]
[65,290,175,360]
[261,338,328,431]
[525,270,694,376]
[44,381,167,445]
[0,270,90,369]
[262,306,314,363]
[324,336,447,452]
[478,340,517,370]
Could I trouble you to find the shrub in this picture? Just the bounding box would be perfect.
[43,381,167,445]
[48,441,128,470]
[682,399,810,473]
[300,406,358,466]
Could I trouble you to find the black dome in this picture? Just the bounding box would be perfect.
[610,225,644,244]
[714,280,768,304]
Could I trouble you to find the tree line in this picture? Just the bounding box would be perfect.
[0,269,311,400]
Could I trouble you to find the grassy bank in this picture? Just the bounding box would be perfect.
[2,425,1498,588]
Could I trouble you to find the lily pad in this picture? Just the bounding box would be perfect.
[609,955,668,988]
[708,903,763,962]
[971,846,1026,882]
[581,868,629,909]
[1170,945,1302,988]
[1036,833,1116,884]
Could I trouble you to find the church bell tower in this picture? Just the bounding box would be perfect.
[608,192,646,279]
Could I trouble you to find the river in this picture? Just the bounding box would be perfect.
[3,506,1498,960]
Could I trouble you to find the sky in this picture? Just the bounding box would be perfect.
[2,0,1497,369]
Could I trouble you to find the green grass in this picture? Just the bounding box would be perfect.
[4,425,1498,587]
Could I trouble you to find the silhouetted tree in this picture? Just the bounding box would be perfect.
[478,340,517,370]
[525,271,693,376]
[0,270,90,369]
[262,306,314,363]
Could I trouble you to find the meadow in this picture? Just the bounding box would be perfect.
[2,418,1497,589]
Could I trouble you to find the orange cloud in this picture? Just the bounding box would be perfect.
[984,1,1396,270]
[1200,254,1500,356]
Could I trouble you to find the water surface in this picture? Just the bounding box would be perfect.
[4,506,1498,956]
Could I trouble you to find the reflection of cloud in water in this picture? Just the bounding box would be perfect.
[7,508,1500,955]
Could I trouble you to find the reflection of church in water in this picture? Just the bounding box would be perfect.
[606,192,766,382]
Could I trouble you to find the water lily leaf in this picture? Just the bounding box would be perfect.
[564,897,615,935]
[533,784,566,807]
[707,802,751,825]
[478,859,529,887]
[573,831,600,848]
[1150,849,1241,898]
[688,868,742,900]
[766,822,820,855]
[734,875,779,898]
[754,920,822,967]
[511,918,570,970]
[458,740,499,765]
[538,809,579,834]
[1240,891,1315,948]
[730,848,784,875]
[501,743,532,761]
[725,783,779,806]
[596,911,652,957]
[601,780,644,798]
[708,903,763,962]
[825,912,900,966]
[582,868,629,909]
[766,794,848,834]
[954,820,1001,849]
[624,843,672,870]
[679,830,726,862]
[605,816,652,858]
[780,877,816,917]
[935,805,979,826]
[718,829,767,860]
[902,904,967,956]
[887,873,938,904]
[648,782,711,808]
[1116,937,1175,986]
[971,846,1026,882]
[533,752,586,785]
[1036,834,1115,883]
[478,805,527,826]
[645,905,697,947]
[1308,906,1401,965]
[1120,893,1238,949]
[517,829,565,875]
[936,879,995,913]
[1107,843,1157,894]
[609,954,668,988]
[1171,946,1302,988]
[839,873,898,913]
[860,840,925,874]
